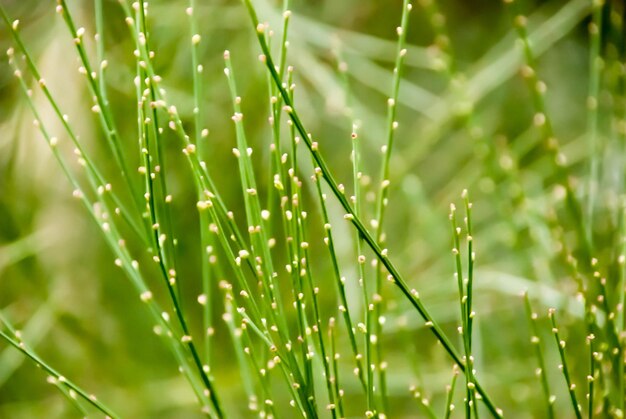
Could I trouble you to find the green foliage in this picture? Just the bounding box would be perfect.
[0,0,624,417]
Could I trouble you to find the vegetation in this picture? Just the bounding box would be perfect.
[0,0,624,417]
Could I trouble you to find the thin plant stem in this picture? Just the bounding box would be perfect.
[444,366,460,419]
[221,285,262,414]
[311,155,367,392]
[549,308,583,419]
[301,216,338,418]
[523,293,555,419]
[504,0,592,265]
[450,195,478,417]
[411,385,437,419]
[587,329,597,419]
[586,0,603,244]
[186,1,216,367]
[329,318,345,417]
[0,316,118,418]
[372,2,412,408]
[351,124,376,415]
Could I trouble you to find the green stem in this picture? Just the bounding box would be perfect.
[0,324,118,418]
[549,309,583,419]
[523,293,555,419]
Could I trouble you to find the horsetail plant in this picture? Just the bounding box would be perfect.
[2,0,626,417]
[549,308,583,419]
[523,292,555,419]
[449,191,479,418]
[3,14,217,414]
[242,1,504,415]
[372,0,412,412]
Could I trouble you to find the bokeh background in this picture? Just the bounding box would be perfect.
[0,0,620,417]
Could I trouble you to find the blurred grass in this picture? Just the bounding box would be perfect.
[0,0,623,417]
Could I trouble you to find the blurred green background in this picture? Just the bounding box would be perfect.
[0,0,619,417]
